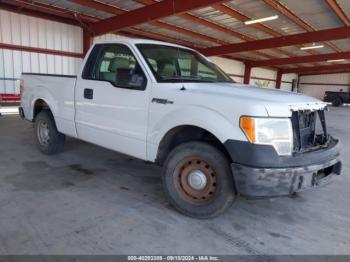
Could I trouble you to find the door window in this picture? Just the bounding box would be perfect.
[83,44,147,90]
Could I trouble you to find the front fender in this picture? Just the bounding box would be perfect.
[147,105,247,161]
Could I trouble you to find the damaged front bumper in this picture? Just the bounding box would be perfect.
[224,137,342,198]
[232,158,341,197]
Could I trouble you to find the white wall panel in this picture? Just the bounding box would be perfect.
[281,73,297,91]
[20,14,30,46]
[301,73,350,84]
[94,33,123,42]
[0,9,83,94]
[252,68,277,80]
[208,57,282,89]
[250,67,276,88]
[209,56,245,83]
[299,73,350,100]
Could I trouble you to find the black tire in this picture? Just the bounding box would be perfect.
[332,97,342,107]
[162,141,236,218]
[34,110,65,155]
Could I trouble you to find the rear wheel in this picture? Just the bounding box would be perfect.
[332,97,342,107]
[34,110,65,154]
[162,141,236,218]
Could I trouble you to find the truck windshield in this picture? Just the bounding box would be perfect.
[136,44,234,83]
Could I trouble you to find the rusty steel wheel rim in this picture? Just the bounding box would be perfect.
[174,156,217,203]
[37,120,50,146]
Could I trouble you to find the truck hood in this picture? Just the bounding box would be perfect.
[184,82,327,117]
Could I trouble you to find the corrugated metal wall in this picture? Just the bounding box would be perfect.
[209,56,245,83]
[0,9,83,94]
[300,73,350,100]
[251,67,277,88]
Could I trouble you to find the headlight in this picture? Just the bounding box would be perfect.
[240,116,293,156]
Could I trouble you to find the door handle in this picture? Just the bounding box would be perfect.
[84,88,93,99]
[151,98,174,104]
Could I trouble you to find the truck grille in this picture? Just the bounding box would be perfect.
[291,110,328,153]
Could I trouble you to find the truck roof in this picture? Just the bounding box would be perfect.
[94,37,194,51]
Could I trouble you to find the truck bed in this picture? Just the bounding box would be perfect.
[21,72,78,137]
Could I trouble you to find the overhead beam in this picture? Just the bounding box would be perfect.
[0,43,84,58]
[325,0,350,26]
[73,0,227,47]
[72,1,233,48]
[135,0,252,41]
[135,1,274,58]
[282,64,350,74]
[263,0,341,52]
[124,28,205,49]
[90,0,226,36]
[73,0,274,59]
[75,0,251,42]
[200,26,350,56]
[251,51,350,67]
[150,20,228,45]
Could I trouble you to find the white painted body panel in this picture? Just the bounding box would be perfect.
[21,38,327,162]
[21,74,77,137]
[74,78,150,160]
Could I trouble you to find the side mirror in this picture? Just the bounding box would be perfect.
[115,69,146,90]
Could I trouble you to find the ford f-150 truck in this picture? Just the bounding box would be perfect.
[19,39,342,218]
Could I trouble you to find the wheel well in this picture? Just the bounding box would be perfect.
[156,125,232,165]
[33,99,51,119]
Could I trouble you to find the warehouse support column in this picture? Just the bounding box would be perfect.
[83,28,94,56]
[276,69,282,89]
[243,63,251,84]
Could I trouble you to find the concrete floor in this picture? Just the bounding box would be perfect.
[0,107,349,255]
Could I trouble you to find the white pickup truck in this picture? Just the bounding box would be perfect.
[19,38,342,218]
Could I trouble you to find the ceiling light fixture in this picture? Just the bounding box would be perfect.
[300,44,324,50]
[327,59,346,63]
[244,15,279,25]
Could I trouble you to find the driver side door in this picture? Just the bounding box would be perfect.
[75,43,150,160]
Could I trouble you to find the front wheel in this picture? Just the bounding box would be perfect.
[162,141,236,218]
[332,97,342,107]
[34,110,65,155]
